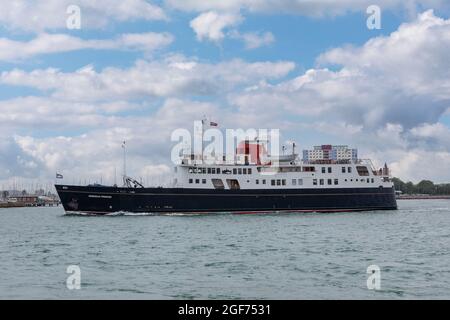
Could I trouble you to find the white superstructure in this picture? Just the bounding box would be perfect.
[173,140,393,190]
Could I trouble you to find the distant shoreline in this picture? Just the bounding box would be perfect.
[397,195,450,200]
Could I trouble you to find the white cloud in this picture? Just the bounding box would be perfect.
[0,32,174,62]
[0,96,143,129]
[231,11,450,130]
[8,98,220,184]
[0,0,167,32]
[1,57,295,101]
[230,30,275,49]
[166,0,450,17]
[2,9,450,184]
[190,11,243,42]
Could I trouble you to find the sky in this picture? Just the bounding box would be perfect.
[0,0,450,188]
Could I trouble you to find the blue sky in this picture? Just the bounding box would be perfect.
[0,0,450,186]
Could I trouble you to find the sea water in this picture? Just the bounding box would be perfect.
[0,200,449,299]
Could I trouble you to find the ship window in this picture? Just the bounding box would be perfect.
[371,178,374,183]
[256,179,259,184]
[216,168,220,174]
[202,179,206,184]
[356,166,370,176]
[345,179,348,182]
[248,168,252,174]
[238,168,242,175]
[298,179,303,185]
[207,168,211,174]
[328,179,332,185]
[334,179,338,185]
[211,168,216,174]
[226,179,240,190]
[356,179,358,181]
[313,179,318,186]
[189,179,193,184]
[262,180,266,185]
[282,179,286,186]
[348,167,352,173]
[320,179,324,185]
[233,168,237,174]
[188,168,194,173]
[243,168,247,174]
[328,167,332,173]
[321,167,326,173]
[195,179,199,184]
[342,167,346,173]
[271,180,275,186]
[277,180,281,186]
[212,179,225,190]
[292,179,297,185]
[202,168,207,174]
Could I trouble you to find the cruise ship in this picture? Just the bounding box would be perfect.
[55,124,397,215]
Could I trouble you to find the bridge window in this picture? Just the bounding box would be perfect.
[271,180,275,186]
[262,180,266,185]
[348,167,352,173]
[195,179,199,184]
[226,179,240,190]
[282,179,286,186]
[233,168,237,174]
[357,166,370,176]
[212,179,225,190]
[202,179,206,184]
[243,168,247,174]
[328,179,332,185]
[334,179,339,185]
[189,179,193,184]
[248,168,252,175]
[238,168,242,175]
[320,179,324,185]
[207,168,211,174]
[277,180,281,186]
[328,167,332,173]
[313,179,318,185]
[216,168,220,174]
[342,167,346,173]
[322,167,326,173]
[211,168,216,174]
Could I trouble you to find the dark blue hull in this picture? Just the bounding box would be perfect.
[55,185,398,215]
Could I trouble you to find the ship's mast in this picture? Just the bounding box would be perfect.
[122,141,127,182]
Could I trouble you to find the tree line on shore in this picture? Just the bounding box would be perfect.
[392,178,450,195]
